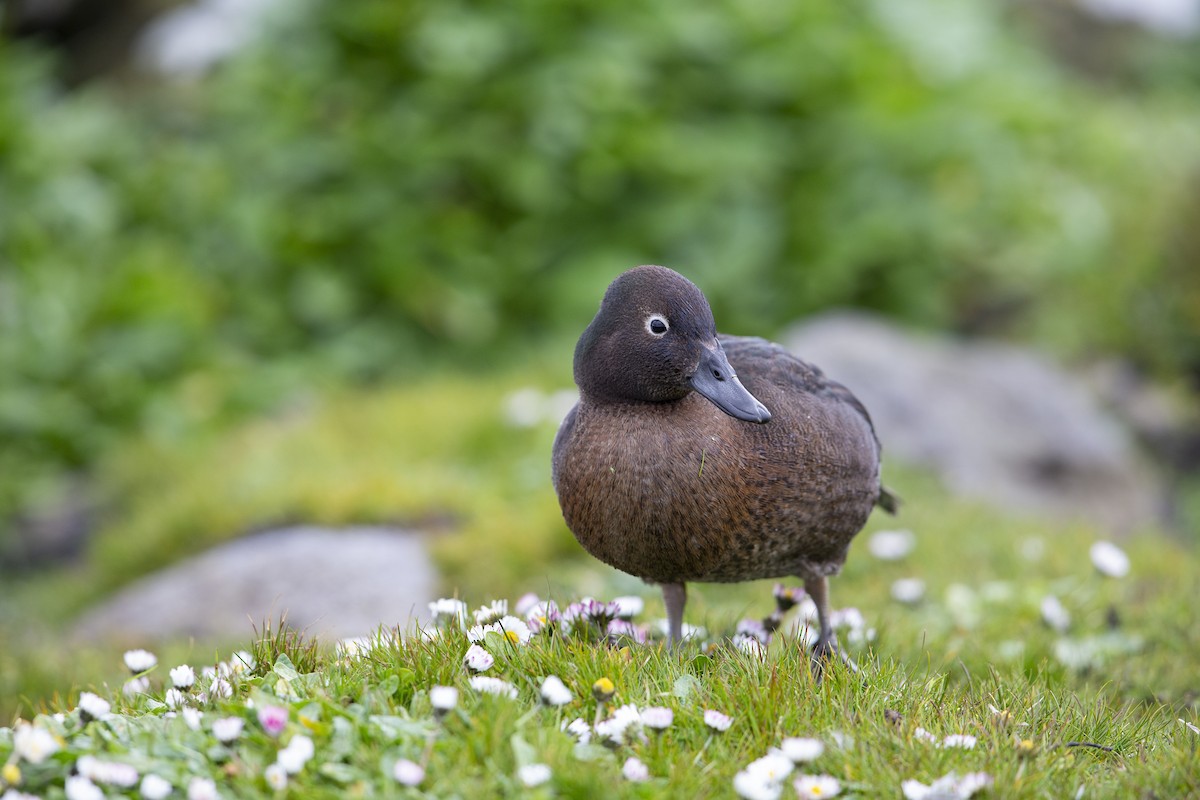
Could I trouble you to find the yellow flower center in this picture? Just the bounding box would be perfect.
[505,630,521,644]
[2,763,21,785]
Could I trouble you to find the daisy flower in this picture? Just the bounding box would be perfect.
[430,685,459,713]
[393,759,425,786]
[64,776,103,800]
[469,676,518,699]
[562,717,591,744]
[640,706,673,731]
[186,776,219,800]
[170,664,196,689]
[794,774,840,798]
[942,734,977,749]
[473,599,508,625]
[514,592,542,617]
[595,703,644,745]
[140,775,173,800]
[704,709,733,732]
[779,737,824,763]
[902,771,993,799]
[867,529,915,560]
[429,597,468,625]
[257,705,289,737]
[622,756,650,782]
[540,675,573,707]
[164,688,189,710]
[212,717,244,743]
[123,649,157,674]
[1090,541,1130,578]
[891,578,926,605]
[264,763,288,791]
[463,644,495,672]
[76,691,111,722]
[612,595,645,618]
[517,763,552,788]
[1040,595,1071,633]
[277,735,314,774]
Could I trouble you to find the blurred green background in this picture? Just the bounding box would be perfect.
[2,0,1200,719]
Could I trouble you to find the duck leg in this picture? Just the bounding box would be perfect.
[803,576,858,678]
[661,582,687,647]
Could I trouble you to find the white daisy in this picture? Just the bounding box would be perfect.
[64,776,103,800]
[393,758,425,786]
[779,737,824,763]
[140,774,173,800]
[123,649,158,674]
[213,717,244,743]
[186,776,220,800]
[891,578,926,605]
[1090,541,1130,578]
[1040,595,1071,633]
[867,529,915,560]
[170,664,196,689]
[704,709,733,732]
[562,717,591,745]
[76,691,111,722]
[123,676,150,697]
[612,595,645,618]
[430,685,459,712]
[429,597,468,625]
[517,763,551,788]
[468,676,518,699]
[473,599,508,626]
[13,722,61,764]
[902,771,993,799]
[277,735,314,774]
[942,734,977,749]
[264,763,287,791]
[540,675,573,707]
[164,688,188,710]
[794,774,841,798]
[622,756,650,782]
[463,644,495,672]
[640,706,673,730]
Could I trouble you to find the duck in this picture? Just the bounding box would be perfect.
[552,265,896,670]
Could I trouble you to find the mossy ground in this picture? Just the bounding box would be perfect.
[1,371,1198,797]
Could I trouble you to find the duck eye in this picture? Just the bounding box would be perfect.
[646,315,669,336]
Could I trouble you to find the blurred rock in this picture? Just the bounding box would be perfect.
[135,0,282,78]
[783,312,1162,533]
[74,526,436,643]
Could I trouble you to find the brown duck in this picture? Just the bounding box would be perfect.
[552,265,895,668]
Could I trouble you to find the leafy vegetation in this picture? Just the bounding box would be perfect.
[3,1,1200,545]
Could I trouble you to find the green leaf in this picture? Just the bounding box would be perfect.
[672,674,701,702]
[511,733,536,767]
[377,674,400,696]
[273,653,300,683]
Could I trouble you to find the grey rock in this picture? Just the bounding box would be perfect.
[74,526,436,643]
[783,312,1161,532]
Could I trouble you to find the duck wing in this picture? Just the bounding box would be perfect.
[719,334,899,515]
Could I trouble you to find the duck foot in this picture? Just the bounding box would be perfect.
[809,634,859,681]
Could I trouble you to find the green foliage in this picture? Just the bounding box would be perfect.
[2,2,1199,541]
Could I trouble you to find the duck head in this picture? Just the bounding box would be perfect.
[573,265,771,423]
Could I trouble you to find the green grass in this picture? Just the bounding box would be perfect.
[1,590,1197,799]
[1,372,1198,795]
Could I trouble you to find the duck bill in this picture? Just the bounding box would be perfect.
[690,344,772,423]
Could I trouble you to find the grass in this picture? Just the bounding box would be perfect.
[1,370,1198,795]
[1,587,1197,799]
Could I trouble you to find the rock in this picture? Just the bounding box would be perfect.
[783,312,1161,532]
[74,526,437,643]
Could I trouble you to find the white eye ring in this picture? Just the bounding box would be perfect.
[645,314,669,336]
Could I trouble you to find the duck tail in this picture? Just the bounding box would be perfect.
[877,486,900,515]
